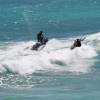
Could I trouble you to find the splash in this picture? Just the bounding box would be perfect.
[0,33,99,75]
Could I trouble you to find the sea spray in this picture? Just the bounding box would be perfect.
[0,33,99,75]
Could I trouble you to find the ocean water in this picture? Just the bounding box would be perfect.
[0,0,100,100]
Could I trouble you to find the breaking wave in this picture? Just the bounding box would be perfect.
[0,32,99,75]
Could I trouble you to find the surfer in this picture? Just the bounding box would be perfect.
[70,37,86,50]
[31,31,48,50]
[37,31,48,45]
[73,39,82,47]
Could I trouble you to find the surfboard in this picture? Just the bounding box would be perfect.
[70,44,76,50]
[31,38,48,51]
[31,42,41,50]
[31,42,46,51]
[38,44,45,51]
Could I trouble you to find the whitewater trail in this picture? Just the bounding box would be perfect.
[0,33,99,75]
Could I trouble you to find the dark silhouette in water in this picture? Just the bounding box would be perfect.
[74,39,81,47]
[70,37,86,50]
[31,31,48,50]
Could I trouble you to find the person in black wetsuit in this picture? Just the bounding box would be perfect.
[37,31,48,45]
[31,31,48,50]
[74,39,81,47]
[70,37,86,50]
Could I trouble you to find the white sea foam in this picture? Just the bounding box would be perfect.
[0,33,99,75]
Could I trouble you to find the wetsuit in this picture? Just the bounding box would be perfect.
[37,32,48,45]
[74,39,81,47]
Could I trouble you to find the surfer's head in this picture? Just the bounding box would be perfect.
[37,31,43,37]
[39,31,43,35]
[76,39,80,41]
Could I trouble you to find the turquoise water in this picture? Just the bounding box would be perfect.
[0,0,100,40]
[0,0,100,100]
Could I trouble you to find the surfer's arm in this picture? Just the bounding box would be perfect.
[80,37,86,41]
